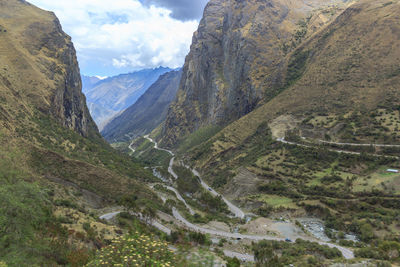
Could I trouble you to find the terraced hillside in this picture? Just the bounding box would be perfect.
[161,0,400,264]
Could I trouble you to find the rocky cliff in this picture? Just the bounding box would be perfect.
[184,0,400,188]
[102,69,182,142]
[161,0,347,146]
[0,0,97,137]
[0,2,157,263]
[178,0,400,252]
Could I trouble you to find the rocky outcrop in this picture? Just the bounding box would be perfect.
[186,0,400,176]
[47,25,96,137]
[161,0,346,147]
[0,0,97,137]
[102,69,182,142]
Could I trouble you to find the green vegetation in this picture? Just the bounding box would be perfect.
[187,117,400,259]
[178,125,223,153]
[355,240,400,262]
[174,165,229,220]
[170,230,211,246]
[253,239,342,266]
[175,165,200,195]
[26,113,154,183]
[87,231,220,267]
[87,234,176,266]
[0,181,52,266]
[0,97,164,266]
[130,137,171,167]
[226,257,240,267]
[285,49,309,87]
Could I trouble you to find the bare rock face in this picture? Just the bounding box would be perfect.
[0,0,96,137]
[161,0,344,147]
[46,21,95,137]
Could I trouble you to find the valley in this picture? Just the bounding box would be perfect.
[93,0,400,264]
[123,132,358,262]
[105,135,355,263]
[1,0,400,266]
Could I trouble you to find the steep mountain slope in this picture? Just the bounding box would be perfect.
[86,101,120,131]
[161,0,348,146]
[81,74,101,94]
[194,0,400,151]
[85,67,172,127]
[102,69,182,142]
[0,0,97,138]
[176,0,400,255]
[0,1,159,265]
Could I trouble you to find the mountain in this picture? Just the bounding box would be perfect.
[0,0,97,138]
[161,0,348,147]
[86,101,121,131]
[84,67,172,128]
[0,1,158,264]
[190,0,400,148]
[102,69,182,142]
[81,74,101,94]
[159,0,400,260]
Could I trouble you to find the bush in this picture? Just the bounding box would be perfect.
[175,166,200,194]
[359,223,375,242]
[0,182,52,264]
[321,174,343,184]
[355,241,400,261]
[226,257,240,267]
[86,234,177,266]
[253,239,342,266]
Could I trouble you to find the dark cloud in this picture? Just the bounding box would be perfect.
[142,0,209,21]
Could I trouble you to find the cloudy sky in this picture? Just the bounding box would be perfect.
[29,0,209,76]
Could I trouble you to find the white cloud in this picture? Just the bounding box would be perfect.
[29,0,199,75]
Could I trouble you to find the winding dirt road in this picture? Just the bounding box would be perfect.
[105,135,355,260]
[172,208,354,259]
[277,138,399,159]
[128,140,135,154]
[316,139,400,148]
[145,136,246,218]
[165,185,195,215]
[100,210,171,235]
[187,166,245,219]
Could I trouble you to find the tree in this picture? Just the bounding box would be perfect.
[119,195,138,213]
[226,257,240,267]
[142,206,156,224]
[360,223,375,242]
[253,242,283,267]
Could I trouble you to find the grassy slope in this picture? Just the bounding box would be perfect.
[0,1,161,265]
[178,0,400,260]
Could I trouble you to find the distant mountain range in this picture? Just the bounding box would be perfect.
[102,69,182,142]
[82,67,172,129]
[81,75,102,94]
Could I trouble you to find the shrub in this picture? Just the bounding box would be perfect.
[253,239,342,266]
[321,174,343,184]
[226,257,241,267]
[86,233,177,266]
